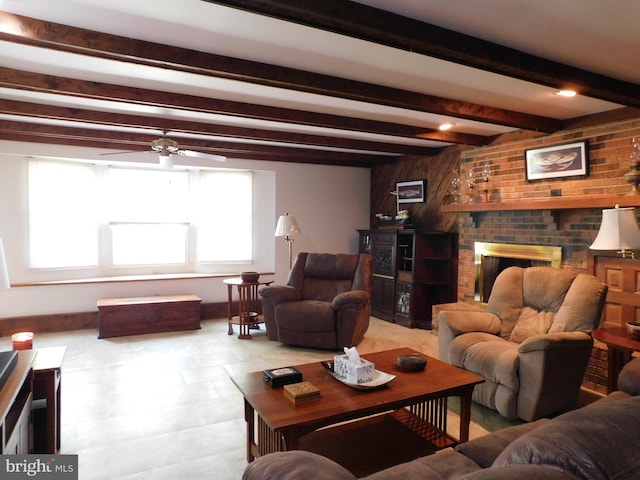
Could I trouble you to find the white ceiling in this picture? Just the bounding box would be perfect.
[0,0,637,166]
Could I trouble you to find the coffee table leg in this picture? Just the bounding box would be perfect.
[244,399,256,462]
[458,390,473,443]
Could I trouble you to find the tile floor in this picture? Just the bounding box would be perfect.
[2,317,513,480]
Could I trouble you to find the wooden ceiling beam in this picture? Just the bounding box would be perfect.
[206,0,640,109]
[0,66,486,147]
[0,11,558,133]
[0,98,440,156]
[0,120,393,167]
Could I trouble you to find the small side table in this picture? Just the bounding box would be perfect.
[224,277,273,339]
[592,326,640,393]
[33,346,66,454]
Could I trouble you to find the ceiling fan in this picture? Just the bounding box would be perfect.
[103,133,227,168]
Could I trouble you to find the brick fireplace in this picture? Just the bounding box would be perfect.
[474,241,562,303]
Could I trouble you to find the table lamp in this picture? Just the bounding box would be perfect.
[590,205,640,258]
[274,213,301,269]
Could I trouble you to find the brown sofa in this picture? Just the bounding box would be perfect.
[438,266,607,421]
[242,358,640,480]
[259,252,373,350]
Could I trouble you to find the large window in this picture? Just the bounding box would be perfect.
[28,159,253,275]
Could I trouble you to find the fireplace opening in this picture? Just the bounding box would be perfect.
[475,242,562,303]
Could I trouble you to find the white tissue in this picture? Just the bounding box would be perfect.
[343,346,362,364]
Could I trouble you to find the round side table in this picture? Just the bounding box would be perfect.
[223,277,273,339]
[592,326,640,393]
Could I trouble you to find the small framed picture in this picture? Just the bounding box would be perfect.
[396,180,425,203]
[525,141,588,181]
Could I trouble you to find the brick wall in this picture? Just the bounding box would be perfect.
[373,113,640,395]
[456,117,640,394]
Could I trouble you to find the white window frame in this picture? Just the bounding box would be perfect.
[27,158,255,278]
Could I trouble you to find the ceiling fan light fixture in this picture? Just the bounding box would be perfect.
[159,151,173,169]
[555,89,577,97]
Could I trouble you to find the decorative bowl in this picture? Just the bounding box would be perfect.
[397,353,427,371]
[626,322,640,340]
[240,271,260,282]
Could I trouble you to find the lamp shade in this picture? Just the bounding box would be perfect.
[590,206,640,251]
[0,239,10,291]
[274,213,301,237]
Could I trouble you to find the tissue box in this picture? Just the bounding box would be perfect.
[333,354,375,384]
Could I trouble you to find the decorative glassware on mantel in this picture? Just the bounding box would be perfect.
[448,168,462,204]
[466,167,476,203]
[475,161,492,202]
[624,137,640,195]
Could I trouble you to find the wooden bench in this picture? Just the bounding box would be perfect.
[97,294,201,338]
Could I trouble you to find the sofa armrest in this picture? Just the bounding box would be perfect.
[439,310,502,335]
[242,451,356,480]
[618,357,640,396]
[259,285,301,305]
[517,331,592,353]
[332,290,369,311]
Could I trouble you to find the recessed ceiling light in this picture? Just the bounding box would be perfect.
[439,123,454,131]
[555,90,577,97]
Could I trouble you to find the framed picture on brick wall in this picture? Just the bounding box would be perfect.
[525,141,588,181]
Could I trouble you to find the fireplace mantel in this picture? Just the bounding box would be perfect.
[441,194,640,213]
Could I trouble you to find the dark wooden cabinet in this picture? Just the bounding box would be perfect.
[588,251,640,328]
[359,229,458,329]
[0,351,36,454]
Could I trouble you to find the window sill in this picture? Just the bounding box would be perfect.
[12,272,275,287]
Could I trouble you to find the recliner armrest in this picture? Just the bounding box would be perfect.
[331,290,369,310]
[439,310,502,335]
[518,331,592,353]
[259,285,301,305]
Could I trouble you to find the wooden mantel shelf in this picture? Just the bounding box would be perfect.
[441,194,640,213]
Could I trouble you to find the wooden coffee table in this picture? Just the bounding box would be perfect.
[231,347,484,476]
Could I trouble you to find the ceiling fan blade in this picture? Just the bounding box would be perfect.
[178,149,226,162]
[99,150,152,157]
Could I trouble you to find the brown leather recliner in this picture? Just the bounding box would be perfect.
[438,266,608,422]
[260,252,373,350]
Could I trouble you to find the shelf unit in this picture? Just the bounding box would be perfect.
[359,229,458,329]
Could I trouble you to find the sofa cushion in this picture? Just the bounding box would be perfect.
[549,273,607,334]
[276,301,335,332]
[493,395,640,480]
[363,450,481,480]
[243,451,356,480]
[459,464,581,480]
[450,336,520,392]
[454,418,549,468]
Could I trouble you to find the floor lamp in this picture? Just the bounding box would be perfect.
[275,213,301,269]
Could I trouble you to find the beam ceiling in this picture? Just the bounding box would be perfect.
[0,1,637,167]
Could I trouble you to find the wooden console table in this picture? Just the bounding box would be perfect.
[97,294,201,338]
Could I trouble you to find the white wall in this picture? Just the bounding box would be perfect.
[0,140,370,317]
